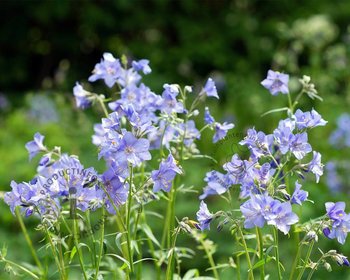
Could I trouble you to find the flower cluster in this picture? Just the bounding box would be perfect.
[5,54,233,223]
[197,69,327,235]
[323,202,350,244]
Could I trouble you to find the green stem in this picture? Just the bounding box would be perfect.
[1,257,40,279]
[73,218,88,280]
[44,226,65,280]
[296,240,315,280]
[166,229,179,280]
[85,211,97,267]
[94,207,106,280]
[273,228,282,280]
[238,226,254,280]
[199,237,219,279]
[289,225,300,280]
[15,208,44,273]
[98,97,109,117]
[256,227,265,280]
[126,165,134,273]
[142,212,161,279]
[306,257,323,280]
[236,254,241,280]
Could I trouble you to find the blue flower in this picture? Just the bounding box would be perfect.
[102,112,120,132]
[265,200,299,234]
[132,59,151,74]
[294,109,327,130]
[199,171,232,200]
[261,70,289,95]
[307,151,323,183]
[223,154,255,183]
[115,132,151,167]
[203,78,219,99]
[25,132,47,160]
[273,124,294,155]
[240,193,274,229]
[336,255,350,266]
[213,122,234,143]
[4,181,36,215]
[323,214,350,244]
[290,132,312,160]
[151,154,182,192]
[73,82,93,109]
[89,53,122,88]
[241,193,298,234]
[291,181,308,205]
[102,168,129,214]
[240,128,273,159]
[196,201,214,230]
[325,202,346,222]
[159,84,184,114]
[204,107,215,124]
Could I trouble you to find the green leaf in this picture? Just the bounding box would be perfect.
[252,256,274,270]
[106,253,130,270]
[232,248,257,257]
[261,107,289,117]
[183,269,199,280]
[142,224,160,248]
[69,246,77,264]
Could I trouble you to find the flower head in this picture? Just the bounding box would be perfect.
[115,132,151,167]
[204,107,215,125]
[261,70,289,95]
[291,181,308,205]
[307,151,323,183]
[294,109,327,130]
[132,59,151,74]
[25,132,47,160]
[196,201,214,230]
[203,78,219,99]
[102,168,129,214]
[73,82,93,109]
[213,122,234,143]
[199,171,232,200]
[151,154,182,192]
[89,53,122,88]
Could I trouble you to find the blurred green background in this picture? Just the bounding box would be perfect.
[1,0,350,279]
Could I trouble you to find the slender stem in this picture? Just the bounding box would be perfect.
[166,229,179,280]
[306,257,323,280]
[126,165,134,273]
[296,240,315,280]
[273,228,282,280]
[236,254,241,280]
[289,225,300,280]
[287,92,293,114]
[85,211,97,267]
[256,227,265,280]
[142,212,161,279]
[98,97,109,117]
[15,208,44,273]
[238,226,254,280]
[0,257,40,279]
[94,207,106,280]
[73,218,88,280]
[57,226,66,280]
[199,237,219,279]
[44,226,65,280]
[292,90,305,111]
